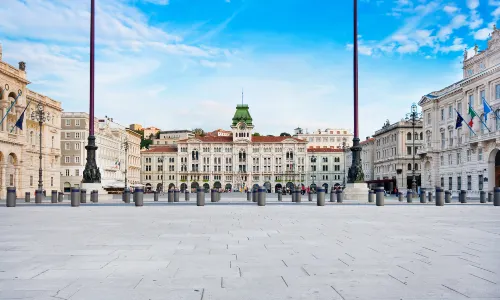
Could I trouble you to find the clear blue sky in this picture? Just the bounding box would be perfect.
[0,0,497,138]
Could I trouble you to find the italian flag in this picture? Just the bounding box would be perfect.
[468,104,477,127]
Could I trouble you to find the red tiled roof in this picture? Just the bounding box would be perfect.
[177,136,307,143]
[360,138,375,145]
[307,148,344,153]
[142,146,178,153]
[251,136,307,143]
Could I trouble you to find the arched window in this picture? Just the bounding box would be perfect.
[414,163,418,171]
[407,132,411,140]
[407,163,412,170]
[414,133,418,140]
[420,132,423,140]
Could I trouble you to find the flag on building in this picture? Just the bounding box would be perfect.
[483,97,493,121]
[468,103,477,127]
[10,100,31,133]
[455,111,464,129]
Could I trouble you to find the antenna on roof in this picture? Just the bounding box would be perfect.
[241,88,244,105]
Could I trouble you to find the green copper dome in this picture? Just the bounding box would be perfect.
[232,104,253,126]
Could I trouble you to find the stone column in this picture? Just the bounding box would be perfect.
[14,166,21,198]
[0,163,6,197]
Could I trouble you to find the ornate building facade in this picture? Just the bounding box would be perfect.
[0,47,62,197]
[293,127,353,149]
[418,26,500,196]
[141,104,309,192]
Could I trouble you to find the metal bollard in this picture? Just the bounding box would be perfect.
[428,191,433,203]
[398,192,403,202]
[375,187,384,206]
[154,191,158,202]
[247,191,252,201]
[80,189,87,204]
[50,190,57,203]
[308,192,313,202]
[488,191,493,203]
[494,187,500,206]
[291,189,296,202]
[337,189,343,203]
[445,191,451,203]
[197,187,205,206]
[123,188,131,203]
[174,189,180,202]
[278,190,282,202]
[406,190,413,203]
[70,187,80,207]
[330,190,336,202]
[135,187,144,206]
[168,189,174,203]
[211,189,217,203]
[296,190,301,203]
[435,187,444,206]
[480,191,486,203]
[25,192,30,203]
[317,188,325,206]
[368,190,375,203]
[460,190,467,203]
[91,190,98,203]
[185,191,190,201]
[258,187,266,206]
[252,189,257,203]
[6,187,16,207]
[35,189,43,204]
[420,191,427,203]
[58,192,64,202]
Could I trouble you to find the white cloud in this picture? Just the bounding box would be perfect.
[443,5,458,14]
[437,14,467,41]
[474,27,494,40]
[438,37,466,53]
[467,0,479,10]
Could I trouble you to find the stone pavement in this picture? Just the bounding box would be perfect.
[0,198,499,299]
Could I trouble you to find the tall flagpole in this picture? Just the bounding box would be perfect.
[82,0,101,185]
[347,0,364,184]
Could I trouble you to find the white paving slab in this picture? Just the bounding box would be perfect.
[0,199,499,299]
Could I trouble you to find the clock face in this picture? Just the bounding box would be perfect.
[239,123,246,130]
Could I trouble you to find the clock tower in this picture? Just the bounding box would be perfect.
[231,104,253,142]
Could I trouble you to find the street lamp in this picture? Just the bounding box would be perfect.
[405,103,422,195]
[30,103,51,195]
[121,138,129,190]
[310,155,317,192]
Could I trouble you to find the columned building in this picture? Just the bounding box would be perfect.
[0,47,62,197]
[126,129,142,186]
[372,119,423,192]
[140,104,309,193]
[418,26,500,196]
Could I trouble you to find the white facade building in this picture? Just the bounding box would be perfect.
[293,127,353,149]
[306,148,346,192]
[152,130,194,147]
[418,26,500,196]
[346,137,376,183]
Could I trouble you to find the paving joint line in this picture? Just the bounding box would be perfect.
[397,265,415,274]
[442,284,470,298]
[330,286,346,300]
[388,274,407,285]
[469,273,497,284]
[338,258,349,266]
[133,278,143,289]
[469,264,496,274]
[282,260,288,267]
[280,276,289,287]
[301,266,310,276]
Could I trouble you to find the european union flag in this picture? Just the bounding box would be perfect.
[455,111,464,129]
[14,110,25,130]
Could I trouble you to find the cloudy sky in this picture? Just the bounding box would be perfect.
[0,0,498,139]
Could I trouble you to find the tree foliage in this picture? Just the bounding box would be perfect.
[192,128,205,137]
[252,132,261,137]
[132,129,153,149]
[279,132,291,137]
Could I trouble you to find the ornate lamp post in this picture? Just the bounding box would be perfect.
[82,0,101,185]
[347,0,364,184]
[310,155,317,192]
[30,103,51,193]
[405,103,422,194]
[122,138,129,191]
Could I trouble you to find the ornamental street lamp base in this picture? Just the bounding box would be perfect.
[83,135,101,184]
[343,182,370,201]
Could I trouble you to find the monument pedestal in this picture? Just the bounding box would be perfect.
[343,182,369,201]
[81,183,112,200]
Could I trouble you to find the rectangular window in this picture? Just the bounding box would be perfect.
[480,90,485,102]
[448,177,452,191]
[440,177,444,187]
[427,113,431,125]
[479,175,483,191]
[75,119,80,126]
[448,105,452,118]
[457,102,462,114]
[467,175,472,190]
[65,142,70,150]
[65,119,71,126]
[65,169,70,176]
[75,132,81,139]
[30,176,33,186]
[51,177,53,187]
[457,152,461,164]
[440,155,444,166]
[75,143,80,150]
[407,146,412,155]
[496,84,500,99]
[65,132,71,139]
[65,156,70,163]
[75,169,79,176]
[441,132,445,149]
[441,109,444,121]
[457,176,461,190]
[478,148,483,161]
[75,156,80,163]
[469,94,474,107]
[467,149,471,161]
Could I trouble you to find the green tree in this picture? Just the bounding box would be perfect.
[132,129,153,149]
[280,132,291,137]
[192,128,205,137]
[252,132,261,137]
